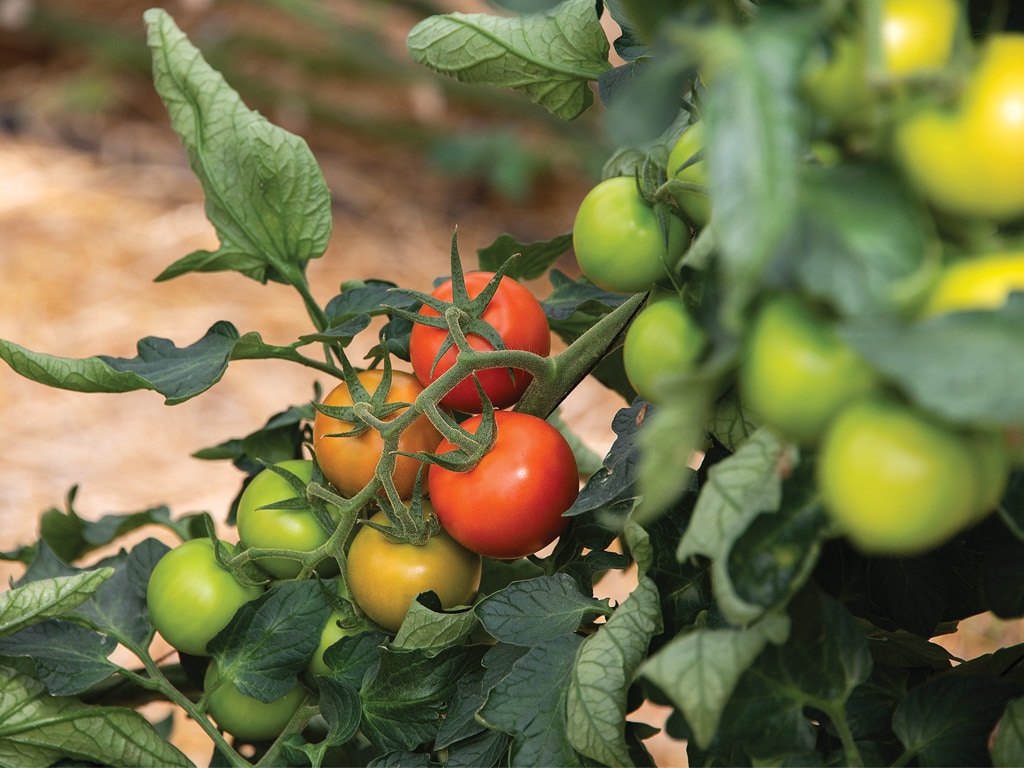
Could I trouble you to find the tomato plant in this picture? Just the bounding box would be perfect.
[408,271,551,413]
[236,459,338,579]
[428,410,579,560]
[572,175,685,294]
[146,537,264,658]
[345,508,482,632]
[313,368,442,498]
[6,2,1024,768]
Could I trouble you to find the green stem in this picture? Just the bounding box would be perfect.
[119,638,251,768]
[820,701,863,768]
[515,292,647,418]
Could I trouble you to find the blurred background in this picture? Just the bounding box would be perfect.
[2,1,1022,765]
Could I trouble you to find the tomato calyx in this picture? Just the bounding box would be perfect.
[390,233,519,378]
[311,354,410,440]
[360,485,441,547]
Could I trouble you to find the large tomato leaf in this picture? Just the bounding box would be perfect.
[392,598,479,654]
[703,10,809,327]
[0,663,191,768]
[642,609,790,749]
[406,0,611,121]
[474,574,611,646]
[993,696,1024,767]
[144,9,332,285]
[209,579,332,703]
[359,644,488,754]
[676,428,794,626]
[840,299,1024,427]
[0,620,118,697]
[477,635,586,767]
[0,568,112,640]
[477,232,573,280]
[566,522,662,766]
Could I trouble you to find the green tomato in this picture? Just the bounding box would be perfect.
[146,538,263,657]
[204,661,306,742]
[237,459,338,579]
[667,122,710,227]
[817,397,981,556]
[307,610,359,678]
[623,296,707,403]
[572,176,685,294]
[738,294,877,443]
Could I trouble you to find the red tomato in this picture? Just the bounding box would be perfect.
[427,411,579,559]
[409,272,551,413]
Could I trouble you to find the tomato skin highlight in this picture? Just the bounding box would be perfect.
[409,271,551,413]
[204,661,306,742]
[428,410,579,560]
[313,369,442,499]
[146,538,263,657]
[572,176,686,294]
[236,459,338,579]
[346,509,482,632]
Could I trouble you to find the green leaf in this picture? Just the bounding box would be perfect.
[359,645,487,754]
[209,579,332,703]
[0,620,118,696]
[320,630,390,688]
[406,0,612,120]
[192,402,315,474]
[993,696,1024,768]
[541,269,629,345]
[478,635,585,767]
[840,300,1024,428]
[144,9,331,284]
[893,674,1019,768]
[642,610,790,749]
[566,525,663,766]
[309,677,362,760]
[704,12,809,326]
[566,400,646,519]
[391,599,478,654]
[475,574,610,645]
[0,569,113,639]
[0,663,191,767]
[676,428,793,626]
[477,233,573,280]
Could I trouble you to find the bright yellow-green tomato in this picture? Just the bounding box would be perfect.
[667,122,710,227]
[236,459,338,580]
[881,0,959,76]
[920,252,1024,316]
[738,294,877,443]
[817,397,981,556]
[895,35,1024,221]
[572,176,686,294]
[623,296,707,403]
[204,661,306,743]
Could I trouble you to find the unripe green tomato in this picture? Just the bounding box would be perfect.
[307,610,359,678]
[667,122,710,227]
[738,294,877,443]
[146,538,263,657]
[204,661,306,742]
[623,296,707,403]
[572,176,685,294]
[968,431,1012,524]
[817,397,980,556]
[237,459,339,580]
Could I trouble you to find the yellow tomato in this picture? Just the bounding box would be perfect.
[920,252,1024,316]
[880,0,959,76]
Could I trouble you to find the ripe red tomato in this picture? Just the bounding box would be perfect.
[427,411,579,559]
[346,508,482,632]
[313,369,442,499]
[409,271,551,413]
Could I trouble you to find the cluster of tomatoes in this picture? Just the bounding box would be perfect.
[145,270,580,742]
[571,0,1023,559]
